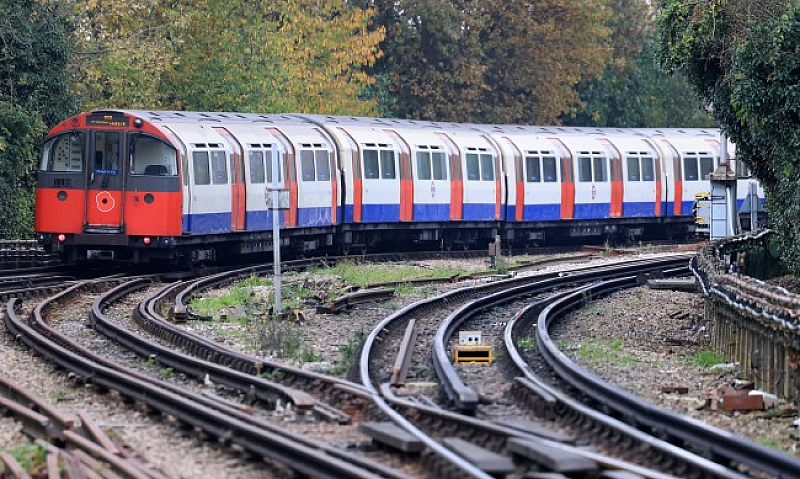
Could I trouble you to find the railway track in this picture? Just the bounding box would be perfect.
[358,253,797,478]
[4,279,416,478]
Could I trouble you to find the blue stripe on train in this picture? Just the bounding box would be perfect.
[462,203,495,221]
[413,203,450,221]
[183,212,232,234]
[622,202,655,217]
[574,203,611,219]
[523,204,560,221]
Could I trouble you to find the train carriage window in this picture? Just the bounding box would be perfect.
[316,150,331,181]
[363,150,379,179]
[641,157,654,181]
[578,157,592,182]
[700,156,714,180]
[130,135,178,176]
[417,152,432,180]
[249,151,265,183]
[380,150,396,179]
[40,132,85,172]
[466,153,480,181]
[683,156,699,181]
[626,157,640,181]
[542,156,557,182]
[480,154,495,181]
[525,156,541,182]
[193,151,211,185]
[593,157,608,182]
[210,150,228,184]
[432,152,447,180]
[300,150,315,181]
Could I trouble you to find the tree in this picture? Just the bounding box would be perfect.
[658,0,800,272]
[72,0,187,110]
[0,1,75,238]
[366,0,613,124]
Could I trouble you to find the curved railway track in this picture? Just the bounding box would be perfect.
[3,245,792,478]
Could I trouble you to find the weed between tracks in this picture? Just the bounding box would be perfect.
[1,444,47,475]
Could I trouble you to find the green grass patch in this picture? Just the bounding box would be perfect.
[189,275,271,318]
[684,350,727,368]
[2,444,48,474]
[309,261,475,287]
[577,339,635,366]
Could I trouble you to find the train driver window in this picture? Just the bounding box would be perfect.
[210,150,228,184]
[193,152,211,185]
[627,157,640,181]
[417,151,432,180]
[542,156,557,182]
[40,132,85,172]
[130,135,177,176]
[683,156,698,181]
[700,156,714,180]
[380,150,396,179]
[363,149,379,179]
[525,156,541,182]
[300,150,315,181]
[480,154,495,181]
[466,153,480,181]
[641,157,655,181]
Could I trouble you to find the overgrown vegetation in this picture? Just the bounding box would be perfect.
[658,0,800,274]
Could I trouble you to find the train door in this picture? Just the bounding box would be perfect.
[461,147,499,220]
[84,130,124,231]
[436,133,463,220]
[598,139,623,217]
[266,128,298,227]
[213,127,246,231]
[359,142,401,223]
[549,138,575,219]
[386,130,413,221]
[523,150,562,221]
[412,144,451,221]
[296,141,335,227]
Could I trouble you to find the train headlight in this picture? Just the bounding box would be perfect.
[57,234,66,242]
[143,237,151,245]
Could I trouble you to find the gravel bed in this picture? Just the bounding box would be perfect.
[551,286,800,457]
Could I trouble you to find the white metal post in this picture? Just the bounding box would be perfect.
[270,144,282,314]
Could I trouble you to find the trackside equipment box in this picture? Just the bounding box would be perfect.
[454,331,492,363]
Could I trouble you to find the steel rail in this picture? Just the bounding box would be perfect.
[135,280,373,402]
[8,283,410,479]
[535,274,800,479]
[5,297,395,479]
[433,255,692,411]
[90,279,316,410]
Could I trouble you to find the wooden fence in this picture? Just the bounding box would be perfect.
[693,229,800,401]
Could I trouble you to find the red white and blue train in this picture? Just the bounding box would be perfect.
[35,110,763,264]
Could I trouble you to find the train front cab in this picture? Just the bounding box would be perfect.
[36,111,182,262]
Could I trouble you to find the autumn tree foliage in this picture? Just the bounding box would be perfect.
[366,0,613,124]
[0,0,75,238]
[73,0,384,115]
